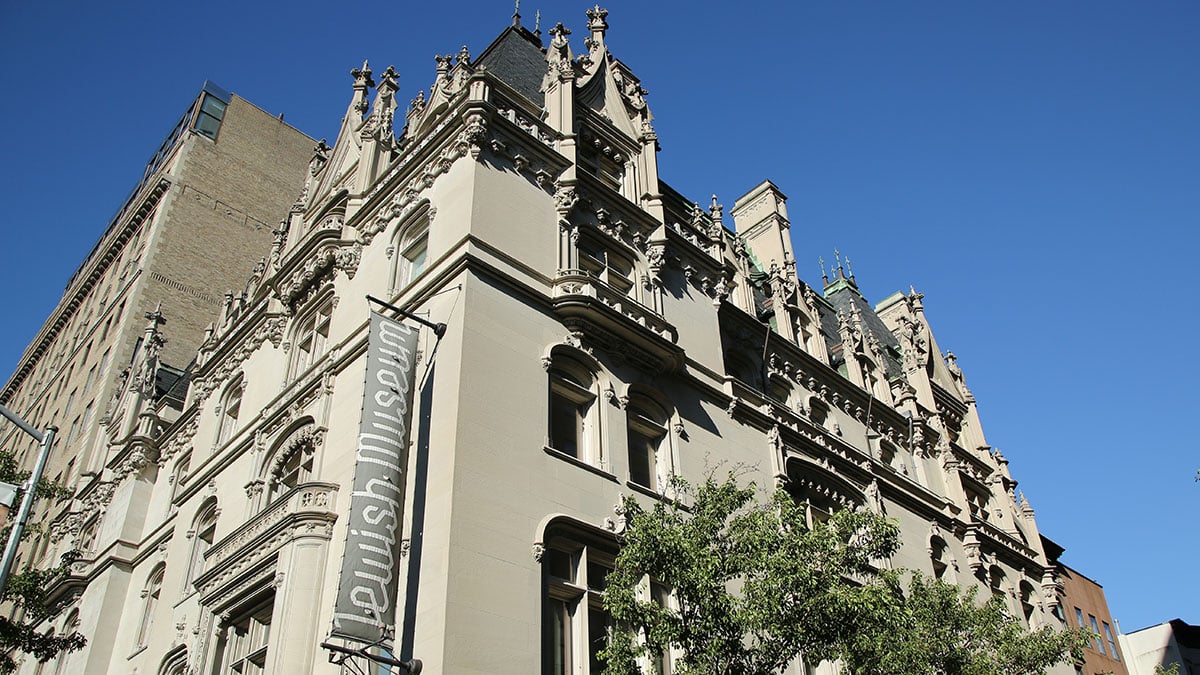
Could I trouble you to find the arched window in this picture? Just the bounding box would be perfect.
[929,534,955,583]
[215,377,243,447]
[391,205,430,292]
[184,500,217,592]
[77,519,98,556]
[51,610,80,675]
[547,356,600,466]
[626,396,671,493]
[290,299,332,377]
[137,565,164,648]
[169,451,191,510]
[541,523,617,674]
[158,647,189,675]
[32,629,53,675]
[988,565,1008,606]
[1019,580,1039,626]
[263,423,321,505]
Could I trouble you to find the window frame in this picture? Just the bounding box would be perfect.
[578,237,636,299]
[216,378,244,447]
[542,528,616,675]
[184,500,218,593]
[214,595,274,675]
[546,357,602,469]
[136,564,166,648]
[390,204,432,293]
[625,396,672,494]
[289,299,332,378]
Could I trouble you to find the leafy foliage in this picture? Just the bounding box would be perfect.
[840,575,1089,675]
[601,472,1089,675]
[0,446,85,673]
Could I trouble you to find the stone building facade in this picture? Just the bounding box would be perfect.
[0,82,313,672]
[5,9,1081,675]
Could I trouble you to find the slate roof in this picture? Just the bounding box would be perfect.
[819,279,905,380]
[476,25,546,107]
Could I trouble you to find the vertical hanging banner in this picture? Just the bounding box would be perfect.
[330,311,419,643]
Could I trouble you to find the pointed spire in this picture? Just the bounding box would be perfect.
[834,247,845,279]
[819,256,829,285]
[513,0,521,27]
[845,255,855,282]
[534,9,541,36]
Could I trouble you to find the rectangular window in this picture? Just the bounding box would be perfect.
[627,420,661,491]
[194,93,227,140]
[1103,622,1119,660]
[550,394,584,459]
[1089,615,1104,654]
[220,601,272,674]
[547,365,596,463]
[401,235,428,286]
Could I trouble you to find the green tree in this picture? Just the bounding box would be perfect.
[601,473,1088,675]
[0,448,85,673]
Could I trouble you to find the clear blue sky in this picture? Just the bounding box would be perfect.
[1,1,1196,632]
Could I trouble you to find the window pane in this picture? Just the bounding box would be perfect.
[586,561,609,592]
[1089,615,1104,653]
[627,428,656,489]
[404,239,428,283]
[201,95,226,118]
[587,607,609,674]
[549,598,571,675]
[1103,622,1119,660]
[547,549,574,582]
[550,395,581,458]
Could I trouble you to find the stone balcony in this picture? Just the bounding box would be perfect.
[196,482,338,601]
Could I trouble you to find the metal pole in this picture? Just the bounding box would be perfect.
[366,295,447,339]
[0,404,44,444]
[0,425,56,597]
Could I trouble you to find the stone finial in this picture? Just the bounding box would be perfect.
[144,303,167,332]
[586,5,608,49]
[512,0,521,27]
[549,21,571,45]
[435,54,454,80]
[457,45,471,66]
[350,60,374,114]
[534,9,541,36]
[351,60,374,88]
[820,256,829,285]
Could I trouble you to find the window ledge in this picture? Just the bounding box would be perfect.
[625,480,668,501]
[543,446,618,482]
